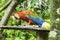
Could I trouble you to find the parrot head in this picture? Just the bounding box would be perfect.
[12,12,20,20]
[42,22,51,29]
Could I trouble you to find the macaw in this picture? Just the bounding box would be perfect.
[25,13,51,29]
[12,10,35,25]
[12,10,51,29]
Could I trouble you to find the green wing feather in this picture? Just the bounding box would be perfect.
[25,12,40,19]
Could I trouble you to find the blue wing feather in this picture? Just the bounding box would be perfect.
[26,16,45,25]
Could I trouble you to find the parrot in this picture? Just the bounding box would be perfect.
[12,10,35,25]
[25,12,51,29]
[12,10,51,29]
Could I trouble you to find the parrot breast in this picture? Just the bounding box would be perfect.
[17,12,29,22]
[13,11,35,25]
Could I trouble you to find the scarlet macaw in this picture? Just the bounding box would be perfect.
[12,10,51,29]
[12,10,35,25]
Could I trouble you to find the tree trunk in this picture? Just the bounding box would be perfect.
[50,0,60,40]
[36,31,49,40]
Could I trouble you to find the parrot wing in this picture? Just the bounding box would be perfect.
[26,15,45,25]
[23,10,40,19]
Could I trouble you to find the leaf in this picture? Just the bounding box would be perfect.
[15,37,20,40]
[5,38,14,40]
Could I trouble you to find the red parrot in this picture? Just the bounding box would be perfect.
[12,10,51,29]
[12,10,35,25]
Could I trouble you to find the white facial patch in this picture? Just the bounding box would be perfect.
[14,14,20,19]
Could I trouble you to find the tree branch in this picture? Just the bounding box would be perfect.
[0,0,18,25]
[0,26,50,31]
[0,0,12,12]
[0,0,18,40]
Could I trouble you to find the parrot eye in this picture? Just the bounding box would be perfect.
[12,14,20,20]
[14,16,18,19]
[14,14,20,19]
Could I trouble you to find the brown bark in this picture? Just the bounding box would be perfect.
[0,26,50,31]
[36,31,49,40]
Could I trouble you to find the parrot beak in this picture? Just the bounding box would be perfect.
[42,22,51,30]
[12,14,20,20]
[14,14,20,19]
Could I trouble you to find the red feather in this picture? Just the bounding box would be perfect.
[12,10,35,25]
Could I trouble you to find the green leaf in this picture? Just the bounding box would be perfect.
[15,37,20,40]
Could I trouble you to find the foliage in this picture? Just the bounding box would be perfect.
[0,0,50,40]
